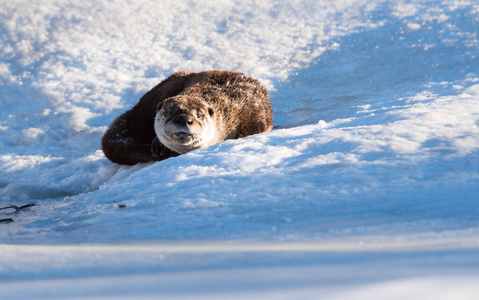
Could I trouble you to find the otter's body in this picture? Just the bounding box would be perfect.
[102,70,273,165]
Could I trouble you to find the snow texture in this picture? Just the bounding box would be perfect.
[1,0,479,298]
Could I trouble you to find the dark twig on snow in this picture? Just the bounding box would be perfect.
[0,203,37,224]
[0,205,17,211]
[0,202,37,212]
[19,203,37,210]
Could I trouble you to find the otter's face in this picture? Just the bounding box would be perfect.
[154,96,217,154]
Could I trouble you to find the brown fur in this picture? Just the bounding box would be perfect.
[102,70,273,165]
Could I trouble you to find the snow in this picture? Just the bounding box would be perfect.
[1,0,479,298]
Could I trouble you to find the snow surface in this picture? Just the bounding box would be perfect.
[1,0,479,298]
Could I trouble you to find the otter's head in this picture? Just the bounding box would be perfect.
[154,95,217,154]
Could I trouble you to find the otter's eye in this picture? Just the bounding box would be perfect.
[208,108,214,116]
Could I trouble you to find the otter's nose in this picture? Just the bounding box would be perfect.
[174,115,193,126]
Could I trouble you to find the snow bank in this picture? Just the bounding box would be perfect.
[17,83,477,242]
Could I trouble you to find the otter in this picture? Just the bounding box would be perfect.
[102,70,273,165]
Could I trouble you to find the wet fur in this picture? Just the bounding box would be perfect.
[102,70,273,165]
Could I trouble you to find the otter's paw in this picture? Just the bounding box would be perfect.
[151,136,164,158]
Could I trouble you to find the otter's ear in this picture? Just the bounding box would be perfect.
[208,107,214,117]
[156,103,164,112]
